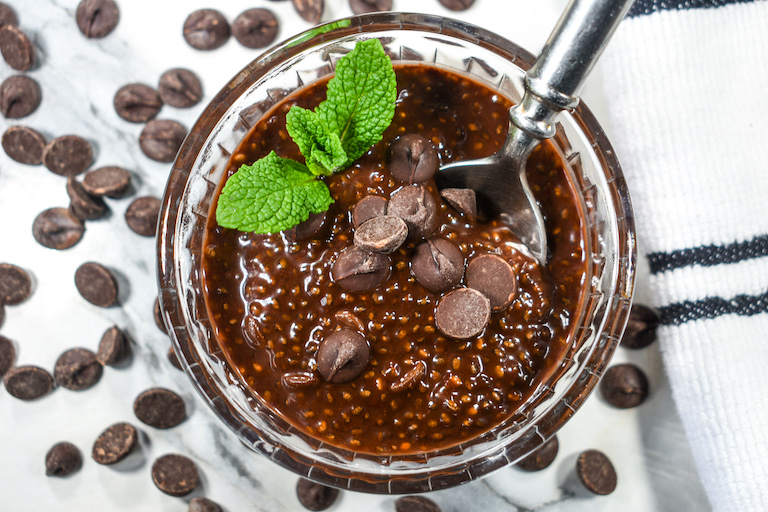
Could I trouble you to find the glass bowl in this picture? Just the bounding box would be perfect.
[157,13,635,494]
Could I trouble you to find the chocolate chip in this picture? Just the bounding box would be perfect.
[395,496,442,512]
[45,442,82,477]
[54,348,103,391]
[600,364,649,409]
[43,135,93,177]
[2,126,45,164]
[67,178,107,221]
[576,449,617,495]
[292,0,323,24]
[285,211,328,242]
[97,326,129,366]
[390,361,425,392]
[331,245,390,293]
[516,436,559,472]
[0,25,34,71]
[134,388,186,429]
[440,188,476,220]
[296,478,339,511]
[232,8,279,49]
[466,254,517,310]
[168,347,182,370]
[438,0,476,11]
[352,195,388,228]
[189,497,223,512]
[139,119,186,162]
[81,166,131,198]
[154,297,168,333]
[387,185,437,239]
[92,422,138,465]
[0,263,32,305]
[125,196,161,237]
[622,304,660,349]
[151,453,200,497]
[158,68,202,108]
[350,0,392,14]
[0,3,18,28]
[183,9,230,51]
[388,134,438,184]
[76,0,119,38]
[0,75,41,119]
[75,262,118,307]
[113,83,163,123]
[0,334,16,378]
[32,208,85,250]
[316,329,370,384]
[4,365,53,400]
[411,237,464,294]
[435,287,490,339]
[354,215,408,253]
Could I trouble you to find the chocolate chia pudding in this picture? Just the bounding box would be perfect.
[201,64,587,455]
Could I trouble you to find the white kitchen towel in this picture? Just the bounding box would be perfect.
[599,0,768,510]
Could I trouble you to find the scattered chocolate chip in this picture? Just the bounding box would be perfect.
[0,25,34,71]
[352,195,388,228]
[0,263,31,305]
[576,449,617,495]
[622,304,660,349]
[183,9,230,51]
[43,135,93,177]
[331,245,390,293]
[92,422,138,465]
[390,361,425,392]
[152,453,200,497]
[97,326,129,366]
[232,8,279,49]
[388,134,438,184]
[154,297,168,333]
[296,478,339,511]
[466,254,517,310]
[292,0,323,24]
[354,215,408,253]
[2,126,45,164]
[516,436,559,472]
[316,329,370,384]
[67,178,107,221]
[0,75,41,119]
[113,83,163,123]
[32,208,85,250]
[74,262,118,307]
[435,287,491,339]
[189,497,223,512]
[134,388,186,429]
[158,68,203,108]
[45,442,82,477]
[81,166,132,198]
[285,211,328,242]
[395,496,442,512]
[411,237,464,294]
[76,0,120,38]
[139,119,186,162]
[438,0,476,11]
[600,364,649,409]
[440,188,476,220]
[282,371,318,389]
[4,365,54,400]
[0,334,16,378]
[125,196,161,237]
[54,348,103,391]
[387,185,437,239]
[350,0,392,14]
[0,3,18,28]
[168,346,182,370]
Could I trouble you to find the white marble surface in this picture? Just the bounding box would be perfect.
[0,0,711,510]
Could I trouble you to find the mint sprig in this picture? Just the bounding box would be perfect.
[216,38,396,234]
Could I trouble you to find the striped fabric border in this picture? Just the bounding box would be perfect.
[628,0,757,17]
[659,289,768,325]
[647,234,768,274]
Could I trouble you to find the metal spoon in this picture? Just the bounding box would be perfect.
[437,0,635,263]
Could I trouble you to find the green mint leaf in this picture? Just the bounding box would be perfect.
[317,38,397,164]
[286,106,347,176]
[215,151,333,234]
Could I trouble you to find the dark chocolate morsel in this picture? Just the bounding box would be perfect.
[125,196,161,237]
[576,449,617,495]
[516,436,559,472]
[54,348,103,391]
[67,178,107,221]
[113,83,162,123]
[158,68,203,108]
[352,195,388,228]
[139,119,186,163]
[387,185,437,240]
[97,326,129,366]
[440,188,477,219]
[438,0,476,11]
[183,9,230,51]
[388,134,438,184]
[232,8,279,49]
[0,3,18,28]
[32,208,85,250]
[168,346,182,370]
[0,75,41,119]
[76,0,119,38]
[354,215,408,253]
[74,262,118,307]
[285,211,328,242]
[466,254,517,310]
[81,166,132,198]
[316,329,370,384]
[154,297,168,334]
[43,135,93,178]
[2,126,46,165]
[600,364,649,409]
[292,0,324,24]
[395,495,442,512]
[435,288,491,339]
[4,365,54,400]
[0,25,34,71]
[331,245,389,293]
[0,262,32,305]
[296,478,339,511]
[189,497,223,512]
[622,304,660,349]
[0,334,15,378]
[134,387,186,429]
[151,453,200,497]
[92,422,138,465]
[350,0,393,14]
[411,237,464,294]
[45,442,82,477]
